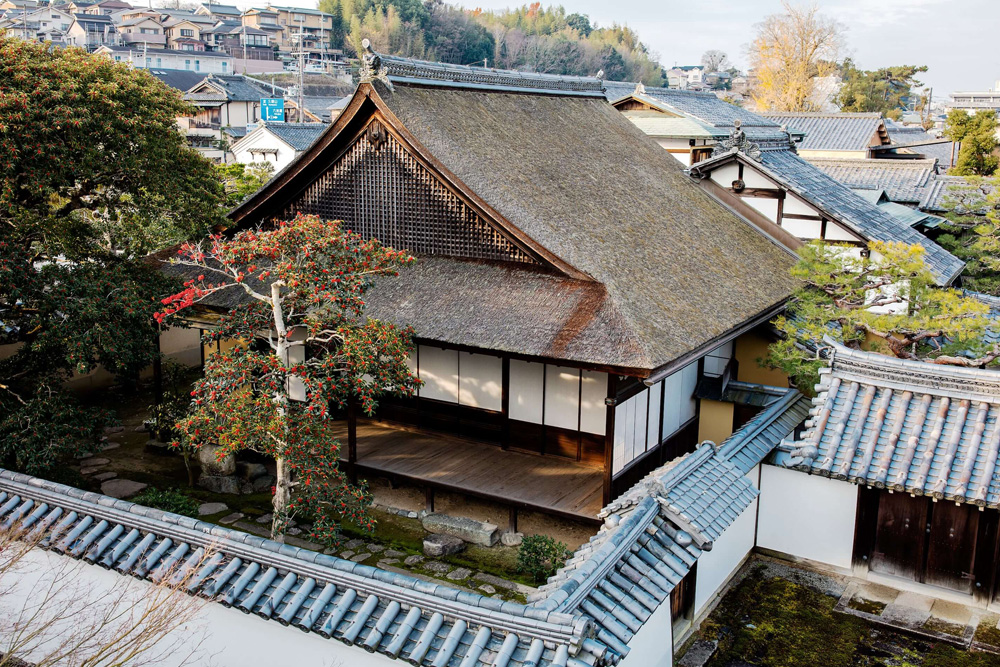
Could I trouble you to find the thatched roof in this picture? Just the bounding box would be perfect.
[223,59,798,375]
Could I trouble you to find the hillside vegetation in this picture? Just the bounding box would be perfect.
[316,0,665,85]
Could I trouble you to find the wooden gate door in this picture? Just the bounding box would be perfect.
[870,491,928,581]
[925,501,979,593]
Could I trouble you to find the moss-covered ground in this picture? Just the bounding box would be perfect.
[697,567,1000,667]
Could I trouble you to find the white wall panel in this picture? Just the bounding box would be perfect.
[825,221,864,242]
[757,464,858,570]
[632,389,648,457]
[744,196,779,223]
[781,218,823,239]
[417,346,458,403]
[662,370,682,437]
[681,361,698,423]
[509,359,544,423]
[620,594,673,667]
[709,163,740,187]
[646,381,662,448]
[694,493,757,614]
[544,365,580,430]
[580,370,608,435]
[783,193,816,216]
[458,352,502,411]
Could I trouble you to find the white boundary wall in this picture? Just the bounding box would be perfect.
[1,549,394,667]
[620,592,674,667]
[756,464,858,570]
[693,466,760,616]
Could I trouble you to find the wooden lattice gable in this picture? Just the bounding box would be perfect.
[229,84,587,278]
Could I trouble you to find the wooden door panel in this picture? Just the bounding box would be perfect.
[925,501,979,593]
[871,492,928,581]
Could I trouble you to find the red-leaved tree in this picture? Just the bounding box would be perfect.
[157,214,420,545]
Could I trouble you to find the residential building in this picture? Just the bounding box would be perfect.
[97,44,232,73]
[231,121,327,170]
[202,20,273,60]
[161,16,204,49]
[0,0,37,11]
[0,5,73,41]
[194,1,241,21]
[65,12,118,49]
[666,65,704,90]
[950,84,1000,115]
[80,0,132,16]
[759,111,891,159]
[179,73,277,160]
[117,16,165,47]
[604,82,964,286]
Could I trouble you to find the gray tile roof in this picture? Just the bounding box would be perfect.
[885,122,956,168]
[147,67,206,92]
[185,74,273,102]
[808,158,937,205]
[851,189,947,230]
[604,81,795,143]
[263,122,327,150]
[967,291,1000,346]
[691,149,964,285]
[759,112,887,152]
[919,175,994,213]
[775,342,1000,506]
[530,390,809,656]
[0,469,607,667]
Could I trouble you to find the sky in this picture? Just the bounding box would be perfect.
[253,0,999,100]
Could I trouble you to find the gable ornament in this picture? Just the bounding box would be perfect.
[712,119,762,161]
[358,38,393,91]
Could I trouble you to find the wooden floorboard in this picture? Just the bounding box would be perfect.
[334,420,604,521]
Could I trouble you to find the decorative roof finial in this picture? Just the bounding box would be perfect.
[358,38,392,90]
[634,82,646,96]
[595,69,604,80]
[712,118,763,161]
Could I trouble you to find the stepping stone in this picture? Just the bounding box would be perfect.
[100,443,121,451]
[93,472,117,482]
[385,549,406,558]
[344,539,364,549]
[472,573,521,592]
[102,479,147,499]
[378,558,399,567]
[79,457,110,468]
[340,551,355,559]
[74,451,94,460]
[219,512,244,525]
[104,426,125,434]
[479,584,496,595]
[286,527,302,536]
[930,600,973,626]
[80,466,107,476]
[679,640,718,667]
[404,555,424,566]
[198,502,228,516]
[423,533,464,558]
[446,568,472,581]
[424,561,450,574]
[350,553,371,563]
[882,602,931,629]
[256,513,273,524]
[368,544,385,553]
[422,513,499,547]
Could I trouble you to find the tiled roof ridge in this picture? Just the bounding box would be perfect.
[762,111,883,118]
[378,53,606,98]
[0,468,602,663]
[716,388,801,464]
[825,338,1000,402]
[808,157,938,168]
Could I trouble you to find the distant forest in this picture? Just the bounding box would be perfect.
[316,0,666,85]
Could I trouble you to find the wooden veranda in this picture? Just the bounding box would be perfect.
[333,420,604,525]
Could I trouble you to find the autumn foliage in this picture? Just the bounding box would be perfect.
[158,215,420,545]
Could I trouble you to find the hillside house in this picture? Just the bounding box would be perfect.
[66,12,118,49]
[97,44,232,73]
[117,16,165,47]
[178,73,275,160]
[230,121,327,171]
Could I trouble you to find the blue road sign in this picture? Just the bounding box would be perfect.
[261,98,285,122]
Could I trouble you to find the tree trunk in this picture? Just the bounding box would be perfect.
[271,455,291,543]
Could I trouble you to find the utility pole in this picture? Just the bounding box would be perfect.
[296,16,303,123]
[240,8,247,74]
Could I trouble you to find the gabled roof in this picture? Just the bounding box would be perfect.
[185,73,272,102]
[851,189,947,230]
[531,390,810,656]
[236,121,328,152]
[198,2,240,14]
[759,112,889,152]
[809,157,937,204]
[100,45,228,57]
[147,67,209,91]
[776,342,1000,507]
[689,148,965,286]
[224,57,798,375]
[605,81,796,143]
[620,113,725,140]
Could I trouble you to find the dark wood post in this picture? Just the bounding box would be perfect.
[500,357,510,450]
[602,375,617,506]
[347,396,358,482]
[508,506,518,534]
[152,326,163,406]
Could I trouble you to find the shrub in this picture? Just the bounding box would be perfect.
[517,534,571,584]
[132,488,200,518]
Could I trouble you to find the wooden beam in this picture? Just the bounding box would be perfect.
[735,188,785,199]
[501,357,510,450]
[783,213,824,221]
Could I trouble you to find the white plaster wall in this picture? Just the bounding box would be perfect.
[661,361,698,436]
[614,389,649,475]
[825,221,864,243]
[416,345,458,403]
[783,194,816,217]
[458,351,502,411]
[757,464,858,570]
[509,359,544,424]
[740,169,774,190]
[544,365,580,430]
[703,341,733,377]
[694,493,758,615]
[782,218,823,238]
[743,197,779,223]
[159,326,201,368]
[234,131,299,172]
[0,549,393,667]
[646,381,662,448]
[620,594,673,667]
[710,163,740,187]
[580,369,608,436]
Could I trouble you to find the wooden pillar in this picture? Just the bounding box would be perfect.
[500,357,510,450]
[508,506,518,534]
[425,487,435,513]
[602,375,618,506]
[347,396,358,483]
[152,326,163,406]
